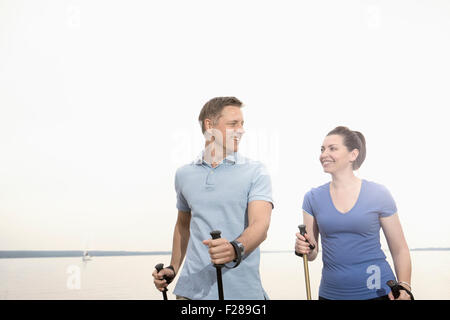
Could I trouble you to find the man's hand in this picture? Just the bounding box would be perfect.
[152,267,175,292]
[202,238,236,265]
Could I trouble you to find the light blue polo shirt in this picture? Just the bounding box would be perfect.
[172,152,273,300]
[302,179,397,300]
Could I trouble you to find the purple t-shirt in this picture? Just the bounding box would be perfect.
[303,179,397,299]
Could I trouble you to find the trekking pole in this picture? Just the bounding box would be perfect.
[295,224,314,300]
[210,230,224,300]
[155,263,168,300]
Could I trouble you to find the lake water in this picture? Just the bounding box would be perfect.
[0,251,448,300]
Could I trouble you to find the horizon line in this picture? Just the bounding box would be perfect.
[1,247,449,252]
[0,247,449,259]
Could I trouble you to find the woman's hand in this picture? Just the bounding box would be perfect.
[295,232,316,256]
[388,289,412,300]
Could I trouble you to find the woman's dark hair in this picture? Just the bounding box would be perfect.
[327,126,366,170]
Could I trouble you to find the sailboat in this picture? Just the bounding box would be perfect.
[82,250,92,262]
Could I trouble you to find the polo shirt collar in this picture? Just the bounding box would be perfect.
[224,152,238,164]
[193,151,240,166]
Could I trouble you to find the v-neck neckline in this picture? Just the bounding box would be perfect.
[328,179,365,215]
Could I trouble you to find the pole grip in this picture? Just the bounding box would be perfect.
[210,230,221,239]
[299,225,307,236]
[155,263,164,273]
[387,280,401,299]
[210,230,224,267]
[295,225,315,257]
[155,263,169,295]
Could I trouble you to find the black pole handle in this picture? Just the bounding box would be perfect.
[155,263,164,273]
[387,280,401,299]
[155,263,168,300]
[155,263,175,281]
[295,224,315,257]
[210,230,221,240]
[210,230,224,267]
[386,280,415,300]
[299,225,307,236]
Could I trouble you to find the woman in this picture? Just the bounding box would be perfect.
[295,126,412,300]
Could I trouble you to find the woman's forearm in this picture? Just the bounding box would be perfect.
[392,247,412,286]
[307,247,319,261]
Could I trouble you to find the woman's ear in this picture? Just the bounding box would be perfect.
[350,148,360,162]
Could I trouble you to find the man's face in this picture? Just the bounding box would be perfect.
[209,105,245,155]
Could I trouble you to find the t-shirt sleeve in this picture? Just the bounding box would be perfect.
[378,185,397,218]
[248,163,274,209]
[302,190,315,217]
[175,169,191,212]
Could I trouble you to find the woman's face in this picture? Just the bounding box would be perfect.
[320,134,358,174]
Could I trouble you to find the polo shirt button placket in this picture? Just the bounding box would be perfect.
[206,168,215,189]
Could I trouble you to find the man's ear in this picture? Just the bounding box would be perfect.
[203,119,216,143]
[204,118,213,131]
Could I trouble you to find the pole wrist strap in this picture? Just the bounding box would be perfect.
[224,241,242,269]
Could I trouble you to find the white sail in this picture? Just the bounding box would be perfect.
[82,250,92,261]
[82,232,93,261]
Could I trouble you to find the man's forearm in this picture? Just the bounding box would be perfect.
[235,200,272,256]
[170,223,190,274]
[235,221,269,256]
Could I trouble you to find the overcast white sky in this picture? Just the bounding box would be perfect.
[1,0,449,251]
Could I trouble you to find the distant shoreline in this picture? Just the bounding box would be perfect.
[0,251,171,259]
[0,248,449,259]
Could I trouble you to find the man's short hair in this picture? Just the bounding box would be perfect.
[198,97,243,133]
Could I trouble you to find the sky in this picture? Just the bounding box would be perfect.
[1,0,450,252]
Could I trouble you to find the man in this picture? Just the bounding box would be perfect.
[152,96,274,299]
